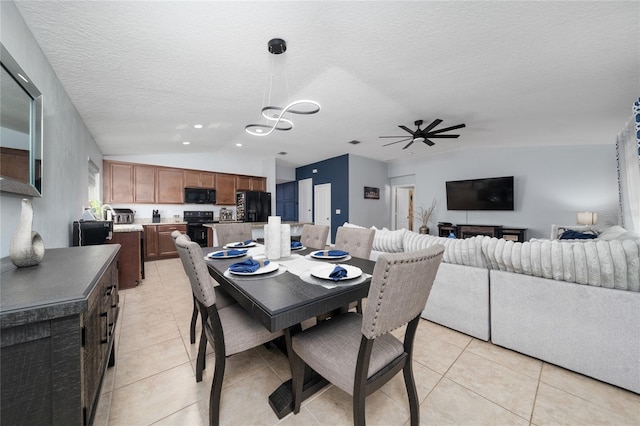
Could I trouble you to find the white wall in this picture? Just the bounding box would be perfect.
[348,154,390,228]
[388,144,619,239]
[1,1,104,256]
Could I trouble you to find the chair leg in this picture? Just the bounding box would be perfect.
[403,363,420,426]
[353,391,366,426]
[209,351,226,426]
[196,328,207,382]
[190,296,199,344]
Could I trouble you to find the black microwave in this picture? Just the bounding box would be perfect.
[184,187,216,204]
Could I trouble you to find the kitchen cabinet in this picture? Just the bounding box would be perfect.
[236,175,266,191]
[156,167,184,203]
[144,224,186,260]
[216,173,237,205]
[134,165,156,203]
[109,231,141,289]
[184,170,215,188]
[104,161,134,203]
[1,245,119,426]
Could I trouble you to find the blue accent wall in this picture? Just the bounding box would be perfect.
[275,181,297,221]
[296,154,349,242]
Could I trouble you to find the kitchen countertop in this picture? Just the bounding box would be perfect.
[113,224,144,232]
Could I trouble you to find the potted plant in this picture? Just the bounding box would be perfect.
[416,198,436,234]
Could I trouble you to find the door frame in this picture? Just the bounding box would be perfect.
[393,185,415,231]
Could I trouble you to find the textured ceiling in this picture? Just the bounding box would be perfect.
[14,1,640,167]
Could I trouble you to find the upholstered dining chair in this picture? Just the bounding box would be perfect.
[171,231,236,383]
[290,245,445,426]
[174,235,284,425]
[214,223,253,247]
[334,226,375,260]
[300,224,330,249]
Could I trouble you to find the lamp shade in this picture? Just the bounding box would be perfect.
[576,211,597,225]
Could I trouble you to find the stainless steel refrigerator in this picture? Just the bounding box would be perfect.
[236,191,271,222]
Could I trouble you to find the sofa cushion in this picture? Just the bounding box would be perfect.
[402,231,488,268]
[372,228,405,252]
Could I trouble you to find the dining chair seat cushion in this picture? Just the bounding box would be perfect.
[291,312,404,394]
[219,304,284,356]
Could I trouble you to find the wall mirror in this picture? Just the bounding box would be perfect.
[0,43,43,197]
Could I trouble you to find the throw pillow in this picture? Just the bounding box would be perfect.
[559,230,597,240]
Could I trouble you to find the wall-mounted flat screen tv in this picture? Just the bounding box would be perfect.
[446,176,514,211]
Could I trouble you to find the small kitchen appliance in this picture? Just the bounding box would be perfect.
[219,208,234,222]
[113,208,135,224]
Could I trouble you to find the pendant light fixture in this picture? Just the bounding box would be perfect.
[245,38,320,136]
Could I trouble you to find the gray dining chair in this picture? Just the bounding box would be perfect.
[334,226,375,260]
[171,231,236,383]
[300,224,330,249]
[175,235,284,425]
[290,245,445,426]
[214,223,253,247]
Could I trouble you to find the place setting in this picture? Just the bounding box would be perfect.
[300,263,369,288]
[224,240,257,249]
[223,257,286,280]
[205,248,248,260]
[290,241,306,251]
[305,249,351,262]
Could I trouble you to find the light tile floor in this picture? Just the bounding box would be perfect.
[95,258,640,425]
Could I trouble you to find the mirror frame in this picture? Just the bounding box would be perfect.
[0,43,43,197]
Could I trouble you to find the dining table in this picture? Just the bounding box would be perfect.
[204,243,376,419]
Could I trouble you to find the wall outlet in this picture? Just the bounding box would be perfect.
[336,209,341,214]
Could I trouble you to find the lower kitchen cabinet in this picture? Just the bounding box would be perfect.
[144,224,186,260]
[109,231,141,289]
[0,245,120,425]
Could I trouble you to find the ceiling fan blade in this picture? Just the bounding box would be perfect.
[382,138,413,146]
[422,119,443,133]
[423,138,436,146]
[398,125,416,135]
[403,140,415,150]
[428,134,460,138]
[429,123,466,134]
[379,135,412,138]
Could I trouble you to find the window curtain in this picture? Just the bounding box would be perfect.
[615,98,640,233]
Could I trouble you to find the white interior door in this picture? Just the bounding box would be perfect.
[314,183,331,244]
[298,178,312,223]
[395,186,413,230]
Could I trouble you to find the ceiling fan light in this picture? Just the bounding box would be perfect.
[414,137,425,143]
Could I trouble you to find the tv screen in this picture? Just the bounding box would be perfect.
[446,176,514,211]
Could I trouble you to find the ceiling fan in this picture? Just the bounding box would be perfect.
[380,119,466,149]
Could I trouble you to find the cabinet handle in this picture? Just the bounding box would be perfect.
[101,312,108,344]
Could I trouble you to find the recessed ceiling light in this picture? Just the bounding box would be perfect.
[193,124,203,129]
[349,140,361,145]
[236,143,242,147]
[183,141,191,145]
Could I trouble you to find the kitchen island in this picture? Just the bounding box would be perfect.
[110,223,144,289]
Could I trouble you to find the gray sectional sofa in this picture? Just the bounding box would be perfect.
[350,223,640,394]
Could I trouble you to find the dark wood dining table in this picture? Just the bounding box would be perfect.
[204,245,376,418]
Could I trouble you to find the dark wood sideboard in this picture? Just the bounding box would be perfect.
[438,223,527,242]
[0,245,120,425]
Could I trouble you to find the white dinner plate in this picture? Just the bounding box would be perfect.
[310,264,362,281]
[206,250,247,259]
[224,241,257,248]
[310,250,349,260]
[291,245,306,251]
[228,261,279,276]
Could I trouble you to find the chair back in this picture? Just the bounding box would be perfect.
[300,224,330,249]
[215,223,253,247]
[171,230,189,241]
[362,245,444,339]
[174,234,217,308]
[334,226,375,259]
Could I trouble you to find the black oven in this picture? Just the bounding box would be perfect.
[184,188,216,204]
[184,211,213,247]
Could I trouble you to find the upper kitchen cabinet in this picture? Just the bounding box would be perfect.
[215,173,236,205]
[134,165,156,203]
[104,161,134,203]
[156,167,184,203]
[236,175,266,192]
[184,170,215,188]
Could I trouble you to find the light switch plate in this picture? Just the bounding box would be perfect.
[336,209,341,214]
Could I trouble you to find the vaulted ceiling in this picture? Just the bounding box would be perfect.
[14,1,639,167]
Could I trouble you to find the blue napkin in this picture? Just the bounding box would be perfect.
[291,241,303,248]
[329,265,348,281]
[232,240,253,247]
[319,250,348,257]
[229,259,269,273]
[210,249,247,257]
